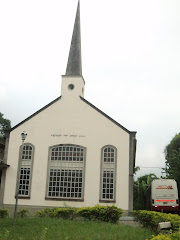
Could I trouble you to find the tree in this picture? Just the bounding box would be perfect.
[163,133,180,196]
[164,133,180,159]
[0,112,11,142]
[133,166,140,175]
[134,173,158,210]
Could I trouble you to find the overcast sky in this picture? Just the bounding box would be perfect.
[0,0,180,178]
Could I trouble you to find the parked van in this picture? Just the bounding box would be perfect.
[151,179,179,213]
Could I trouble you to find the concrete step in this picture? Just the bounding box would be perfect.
[120,216,135,221]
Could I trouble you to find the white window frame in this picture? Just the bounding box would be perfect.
[18,143,34,198]
[100,145,117,202]
[46,144,86,201]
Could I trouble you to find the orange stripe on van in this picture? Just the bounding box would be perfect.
[156,200,175,202]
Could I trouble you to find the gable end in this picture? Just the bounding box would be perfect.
[80,96,135,134]
[11,96,61,131]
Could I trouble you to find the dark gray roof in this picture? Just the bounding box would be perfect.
[65,1,82,76]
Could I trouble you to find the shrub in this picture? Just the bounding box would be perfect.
[35,205,123,223]
[76,207,93,221]
[149,229,180,240]
[35,210,45,218]
[17,209,29,218]
[54,208,76,220]
[35,208,57,218]
[0,209,8,218]
[149,234,171,240]
[133,210,180,232]
[165,214,180,232]
[170,230,180,240]
[77,205,123,223]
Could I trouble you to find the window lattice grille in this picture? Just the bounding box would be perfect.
[48,145,85,199]
[103,147,115,163]
[101,147,116,200]
[51,146,84,161]
[19,144,33,196]
[19,168,31,196]
[22,145,33,160]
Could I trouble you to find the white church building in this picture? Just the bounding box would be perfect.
[0,2,136,214]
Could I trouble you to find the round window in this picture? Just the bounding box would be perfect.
[68,84,75,90]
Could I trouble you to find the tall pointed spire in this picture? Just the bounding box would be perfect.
[65,1,82,76]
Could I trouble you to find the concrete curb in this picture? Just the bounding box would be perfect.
[120,216,135,221]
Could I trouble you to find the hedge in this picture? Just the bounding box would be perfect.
[133,210,180,232]
[17,209,29,218]
[0,209,9,218]
[149,230,180,240]
[77,205,122,223]
[35,208,58,218]
[35,205,122,223]
[54,208,76,220]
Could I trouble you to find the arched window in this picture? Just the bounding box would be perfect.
[100,146,116,201]
[47,144,86,200]
[19,144,34,197]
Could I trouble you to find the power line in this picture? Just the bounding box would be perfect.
[139,167,163,169]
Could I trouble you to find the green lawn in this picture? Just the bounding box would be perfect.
[0,217,155,240]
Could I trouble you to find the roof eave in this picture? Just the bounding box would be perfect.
[80,96,136,134]
[11,96,61,132]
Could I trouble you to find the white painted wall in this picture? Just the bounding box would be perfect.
[3,76,130,210]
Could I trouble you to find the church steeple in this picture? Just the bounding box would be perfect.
[61,1,85,98]
[65,1,82,76]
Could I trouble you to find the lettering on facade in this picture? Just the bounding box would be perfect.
[51,134,86,138]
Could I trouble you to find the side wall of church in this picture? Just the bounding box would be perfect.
[3,95,130,212]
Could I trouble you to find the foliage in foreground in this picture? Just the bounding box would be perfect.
[134,210,180,239]
[35,205,123,223]
[149,229,180,240]
[133,210,180,232]
[0,217,155,240]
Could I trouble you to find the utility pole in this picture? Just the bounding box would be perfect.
[13,131,27,226]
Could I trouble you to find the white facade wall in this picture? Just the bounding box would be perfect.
[3,76,130,210]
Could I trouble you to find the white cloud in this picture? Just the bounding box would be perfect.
[135,143,165,179]
[0,85,7,102]
[0,0,180,180]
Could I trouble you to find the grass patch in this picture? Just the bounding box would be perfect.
[0,217,155,240]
